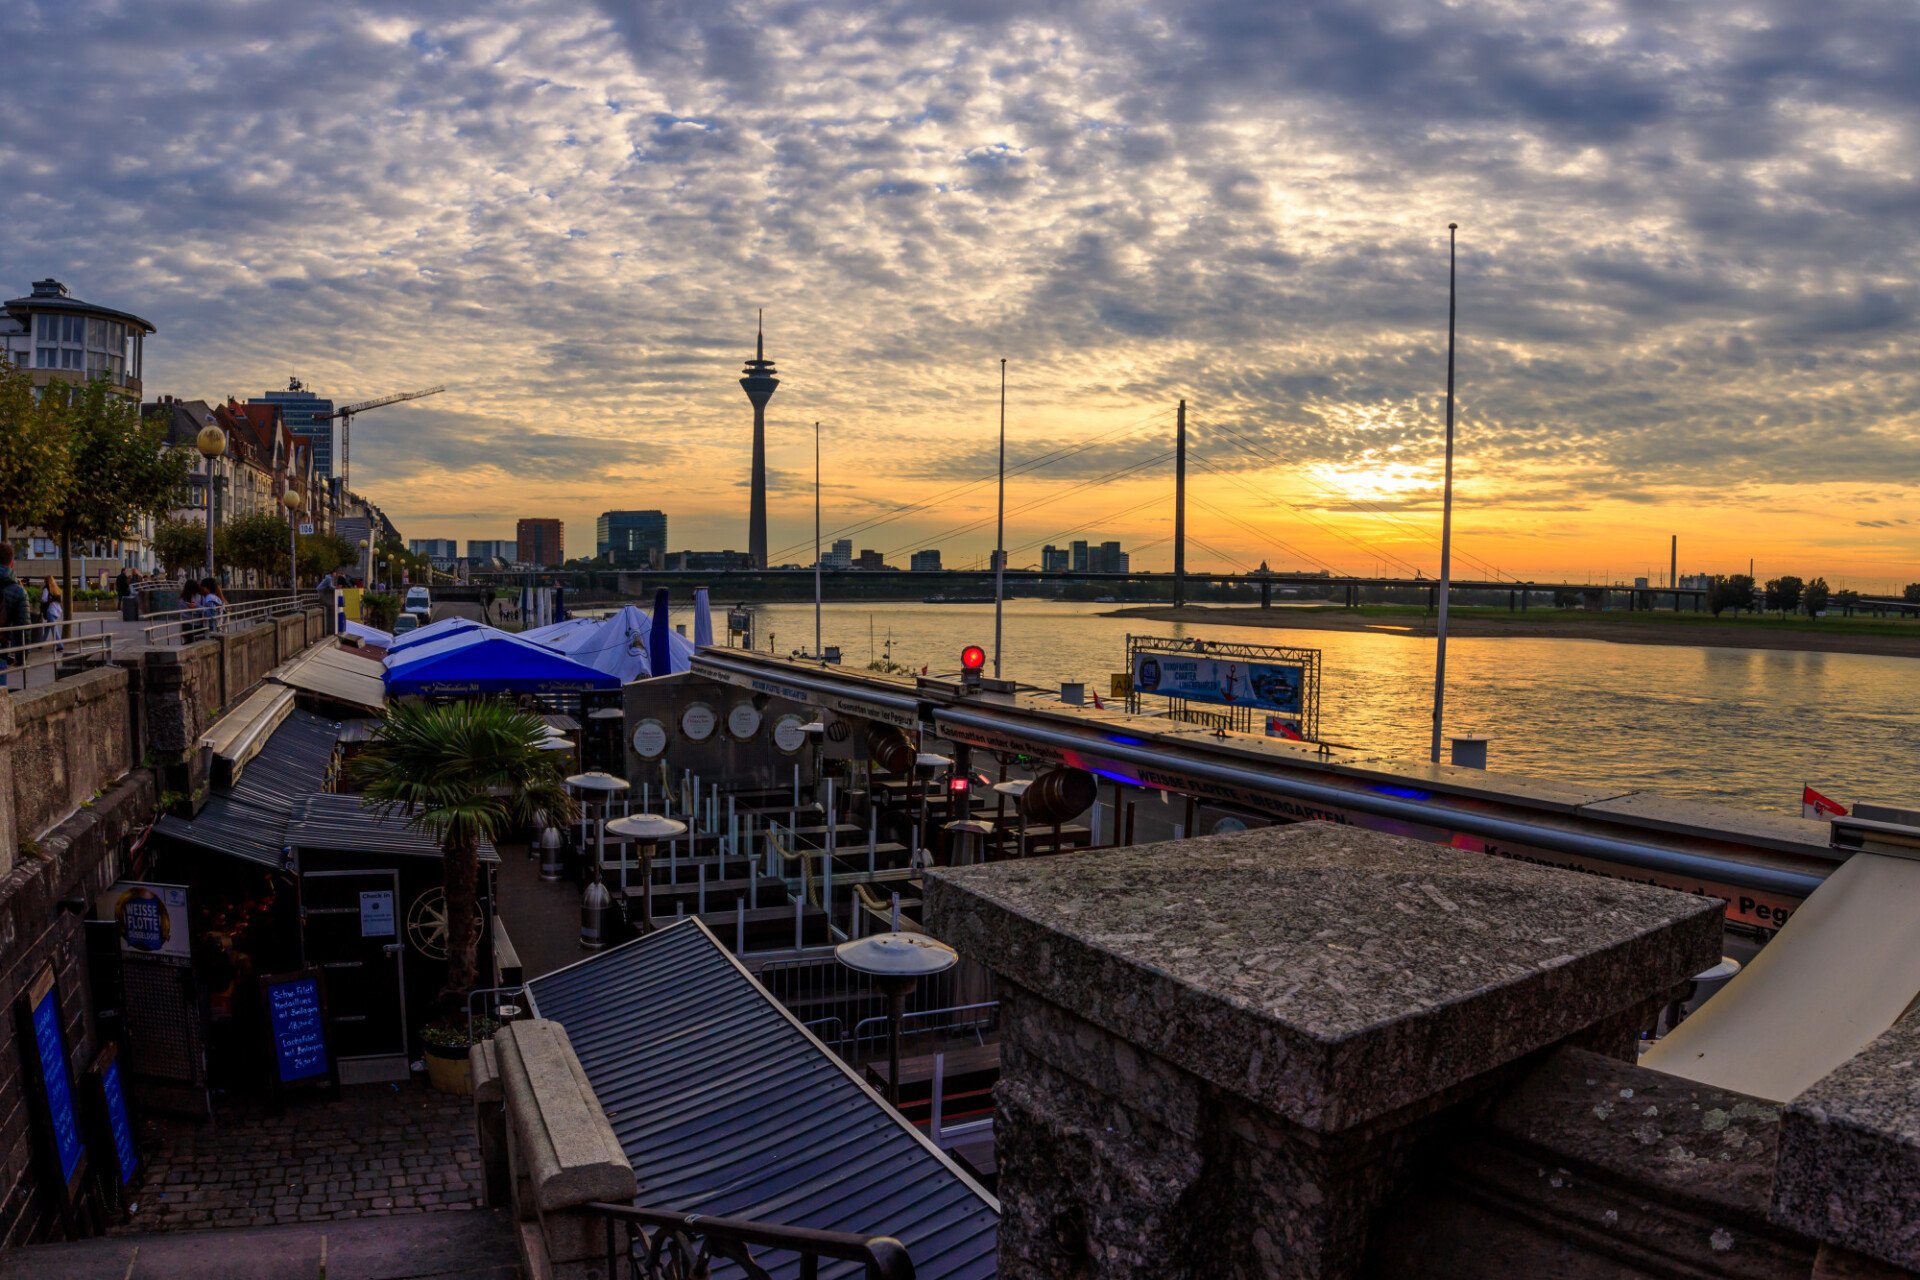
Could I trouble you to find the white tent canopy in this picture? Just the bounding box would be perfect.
[521,605,695,683]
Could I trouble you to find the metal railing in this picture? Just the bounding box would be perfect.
[758,954,998,1063]
[0,617,114,691]
[141,594,307,645]
[589,1202,914,1280]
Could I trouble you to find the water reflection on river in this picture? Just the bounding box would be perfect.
[718,600,1918,815]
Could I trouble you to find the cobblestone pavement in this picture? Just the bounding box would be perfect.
[110,1084,484,1234]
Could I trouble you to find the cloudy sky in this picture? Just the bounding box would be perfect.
[6,0,1919,586]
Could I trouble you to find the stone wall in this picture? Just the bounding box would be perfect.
[0,768,156,1247]
[5,668,134,876]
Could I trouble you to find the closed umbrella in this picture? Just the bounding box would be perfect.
[649,588,672,679]
[693,588,713,649]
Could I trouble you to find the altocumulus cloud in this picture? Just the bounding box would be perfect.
[2,0,1919,563]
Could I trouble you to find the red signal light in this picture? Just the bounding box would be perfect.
[961,645,986,671]
[949,776,971,793]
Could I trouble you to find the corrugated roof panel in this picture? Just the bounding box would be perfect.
[284,793,500,862]
[526,920,998,1280]
[153,709,344,869]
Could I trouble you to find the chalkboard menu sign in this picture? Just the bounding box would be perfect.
[19,965,85,1201]
[262,971,331,1086]
[100,1051,139,1185]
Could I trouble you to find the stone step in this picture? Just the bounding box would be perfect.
[0,1209,520,1280]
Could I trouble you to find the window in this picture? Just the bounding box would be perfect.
[37,348,57,368]
[63,349,83,370]
[87,318,106,350]
[35,314,57,340]
[62,316,83,343]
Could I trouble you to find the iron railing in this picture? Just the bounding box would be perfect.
[758,954,997,1063]
[588,1202,914,1280]
[141,594,307,645]
[0,617,114,690]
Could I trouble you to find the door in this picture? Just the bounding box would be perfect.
[303,870,408,1084]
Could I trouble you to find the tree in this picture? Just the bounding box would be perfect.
[298,531,358,583]
[0,358,72,542]
[1764,575,1804,617]
[222,511,293,585]
[1905,584,1920,604]
[1804,577,1831,617]
[34,379,191,606]
[151,516,211,577]
[349,701,576,1020]
[360,590,401,631]
[1834,588,1861,617]
[1709,574,1755,616]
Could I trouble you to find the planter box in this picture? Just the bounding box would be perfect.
[423,1039,475,1095]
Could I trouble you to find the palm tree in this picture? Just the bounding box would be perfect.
[349,699,577,1021]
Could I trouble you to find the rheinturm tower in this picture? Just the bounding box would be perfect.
[740,312,779,569]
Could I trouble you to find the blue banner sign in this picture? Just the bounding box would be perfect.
[267,975,329,1084]
[1131,651,1305,714]
[29,983,83,1185]
[102,1054,138,1185]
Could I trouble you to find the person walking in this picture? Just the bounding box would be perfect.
[39,579,63,655]
[0,544,27,688]
[115,567,130,599]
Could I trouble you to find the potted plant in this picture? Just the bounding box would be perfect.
[419,1016,499,1095]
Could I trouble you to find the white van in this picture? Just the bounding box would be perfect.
[404,586,431,617]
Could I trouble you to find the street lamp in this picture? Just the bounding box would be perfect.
[195,421,226,580]
[280,486,302,590]
[834,932,957,1107]
[358,538,370,589]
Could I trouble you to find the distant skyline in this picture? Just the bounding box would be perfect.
[7,1,1920,589]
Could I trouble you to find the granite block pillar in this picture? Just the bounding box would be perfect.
[924,822,1723,1280]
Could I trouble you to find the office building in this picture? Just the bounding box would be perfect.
[517,518,564,567]
[596,510,668,568]
[1042,545,1069,573]
[910,549,942,572]
[1100,541,1128,574]
[825,539,853,570]
[1070,540,1090,572]
[466,539,516,564]
[857,549,888,571]
[1,278,152,399]
[410,538,458,560]
[256,377,337,481]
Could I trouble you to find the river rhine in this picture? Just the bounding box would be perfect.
[708,600,1916,817]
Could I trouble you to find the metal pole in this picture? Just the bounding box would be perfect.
[887,990,907,1106]
[204,454,216,579]
[993,358,1007,678]
[1430,223,1459,765]
[814,419,822,660]
[1174,399,1186,608]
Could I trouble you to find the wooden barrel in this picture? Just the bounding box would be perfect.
[1021,767,1098,824]
[870,724,917,776]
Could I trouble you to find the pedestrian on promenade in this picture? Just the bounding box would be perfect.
[39,579,63,652]
[0,544,27,688]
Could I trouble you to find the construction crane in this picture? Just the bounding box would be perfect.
[330,385,445,493]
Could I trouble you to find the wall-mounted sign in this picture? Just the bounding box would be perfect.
[263,971,330,1086]
[632,718,668,759]
[359,890,395,938]
[727,703,762,740]
[681,703,717,742]
[772,713,809,754]
[99,881,190,964]
[1131,650,1304,714]
[21,965,85,1196]
[299,522,315,536]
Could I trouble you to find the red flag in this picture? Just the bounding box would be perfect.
[1802,785,1848,820]
[1266,716,1304,741]
[920,665,927,675]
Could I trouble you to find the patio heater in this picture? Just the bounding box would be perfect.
[834,932,957,1107]
[606,813,687,934]
[566,771,630,886]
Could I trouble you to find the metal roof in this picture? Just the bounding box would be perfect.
[525,919,998,1280]
[154,709,344,869]
[272,640,387,711]
[283,793,499,863]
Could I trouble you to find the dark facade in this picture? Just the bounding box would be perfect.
[516,518,563,567]
[595,510,666,568]
[739,318,778,570]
